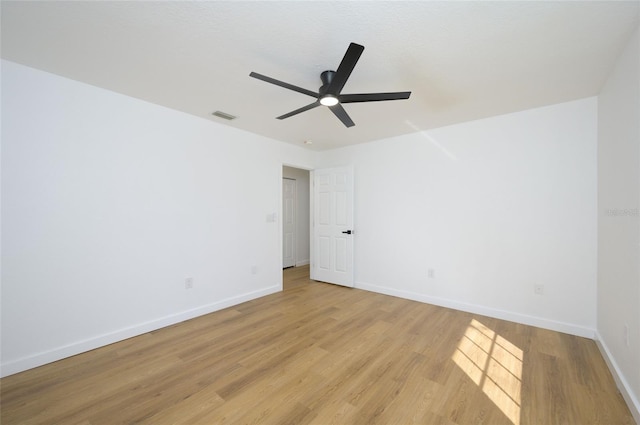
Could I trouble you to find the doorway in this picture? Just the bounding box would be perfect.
[282,177,296,268]
[282,166,310,276]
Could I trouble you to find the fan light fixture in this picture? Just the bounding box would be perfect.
[250,42,411,128]
[320,95,339,106]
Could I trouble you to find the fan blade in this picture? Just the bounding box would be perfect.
[250,72,318,98]
[329,104,355,128]
[277,101,321,120]
[339,92,411,103]
[326,43,364,95]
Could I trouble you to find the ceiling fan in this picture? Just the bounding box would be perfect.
[250,42,411,128]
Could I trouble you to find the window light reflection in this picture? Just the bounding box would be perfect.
[452,319,523,425]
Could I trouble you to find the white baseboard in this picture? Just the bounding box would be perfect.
[295,259,310,267]
[595,332,640,424]
[0,285,281,378]
[355,281,595,338]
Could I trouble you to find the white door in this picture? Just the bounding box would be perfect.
[282,178,296,268]
[311,166,354,287]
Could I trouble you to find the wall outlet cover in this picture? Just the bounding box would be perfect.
[185,277,194,289]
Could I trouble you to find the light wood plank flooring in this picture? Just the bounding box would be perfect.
[1,265,634,424]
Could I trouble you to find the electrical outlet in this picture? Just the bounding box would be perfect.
[185,277,194,289]
[428,268,435,279]
[251,265,258,275]
[534,284,544,295]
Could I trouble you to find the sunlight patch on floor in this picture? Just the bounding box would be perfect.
[452,319,523,425]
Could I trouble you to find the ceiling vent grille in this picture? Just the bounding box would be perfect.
[211,111,237,121]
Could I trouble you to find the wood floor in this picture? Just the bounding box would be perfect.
[1,265,634,424]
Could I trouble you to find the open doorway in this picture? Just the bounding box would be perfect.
[282,166,311,282]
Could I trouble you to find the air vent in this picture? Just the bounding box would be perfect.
[211,111,237,121]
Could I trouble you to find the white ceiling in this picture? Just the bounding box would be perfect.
[2,1,639,150]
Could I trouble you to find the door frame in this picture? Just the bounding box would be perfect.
[282,177,297,269]
[279,163,313,289]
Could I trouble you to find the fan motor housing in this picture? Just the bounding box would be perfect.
[320,70,336,95]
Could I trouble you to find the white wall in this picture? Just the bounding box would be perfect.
[0,60,313,376]
[597,26,640,422]
[282,166,310,266]
[317,98,598,337]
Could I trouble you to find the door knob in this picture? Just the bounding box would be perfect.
[342,230,353,235]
